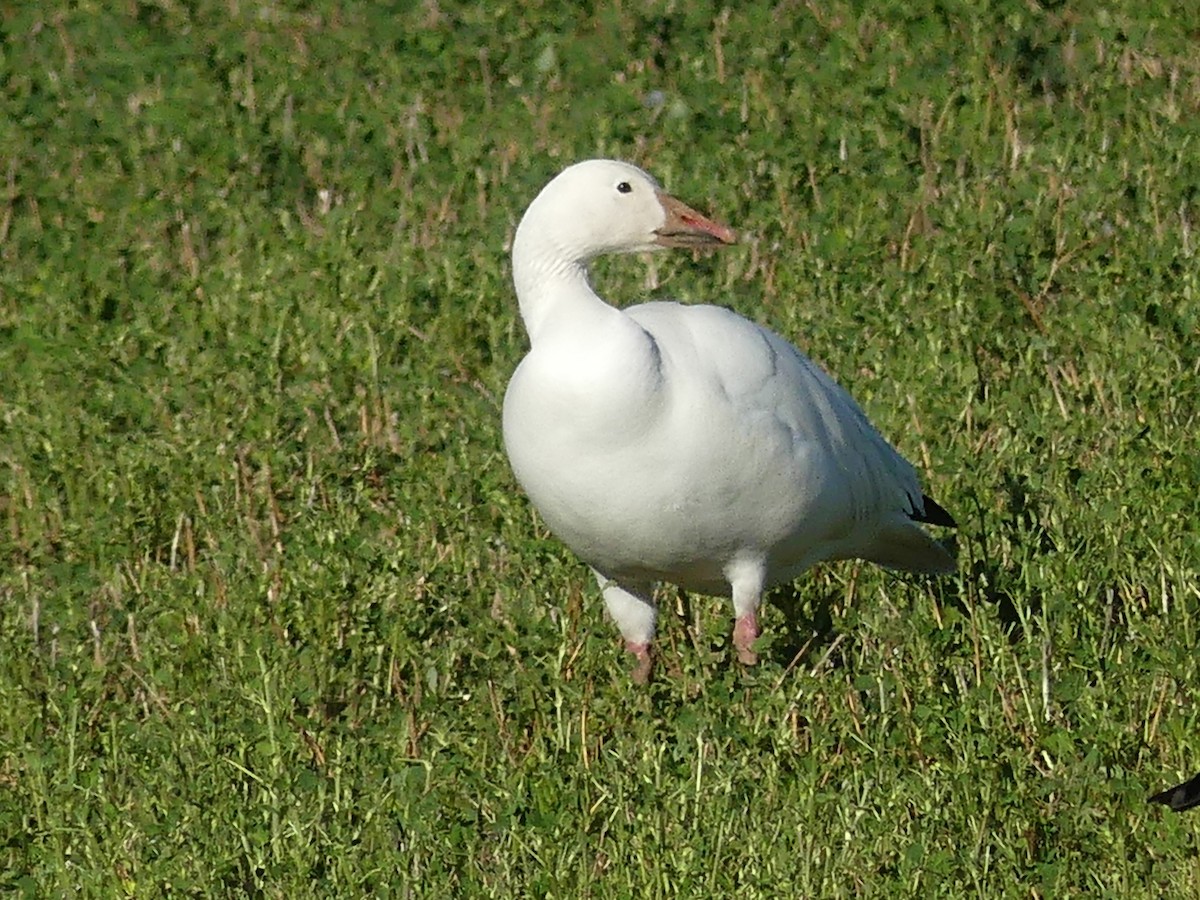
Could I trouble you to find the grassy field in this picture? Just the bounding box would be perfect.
[3,1,1199,895]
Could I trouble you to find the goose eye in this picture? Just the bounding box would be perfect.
[616,181,632,194]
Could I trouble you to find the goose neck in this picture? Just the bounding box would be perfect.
[512,229,613,344]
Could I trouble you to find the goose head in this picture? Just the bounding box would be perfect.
[514,159,736,265]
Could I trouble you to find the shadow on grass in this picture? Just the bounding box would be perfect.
[766,580,849,671]
[945,474,1054,643]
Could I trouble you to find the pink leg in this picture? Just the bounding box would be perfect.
[627,641,653,684]
[726,557,765,667]
[733,613,759,665]
[594,571,657,685]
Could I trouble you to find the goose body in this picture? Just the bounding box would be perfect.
[503,159,954,681]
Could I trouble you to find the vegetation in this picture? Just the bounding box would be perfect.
[2,1,1198,895]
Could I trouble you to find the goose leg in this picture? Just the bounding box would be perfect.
[726,557,766,666]
[732,613,760,665]
[594,570,656,683]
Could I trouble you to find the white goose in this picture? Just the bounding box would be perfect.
[503,159,955,682]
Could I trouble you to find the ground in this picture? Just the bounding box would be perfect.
[2,2,1199,895]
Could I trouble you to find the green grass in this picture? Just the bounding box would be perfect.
[3,1,1199,895]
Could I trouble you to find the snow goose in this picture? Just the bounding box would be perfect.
[503,159,955,682]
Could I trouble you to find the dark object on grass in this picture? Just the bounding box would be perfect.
[1149,772,1200,812]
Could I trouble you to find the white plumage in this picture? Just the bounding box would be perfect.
[503,159,955,681]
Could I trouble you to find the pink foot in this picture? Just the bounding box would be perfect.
[627,641,653,684]
[733,613,759,665]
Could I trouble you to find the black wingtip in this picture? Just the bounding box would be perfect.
[1150,772,1200,812]
[910,494,957,529]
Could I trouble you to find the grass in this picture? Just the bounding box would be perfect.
[2,0,1199,895]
